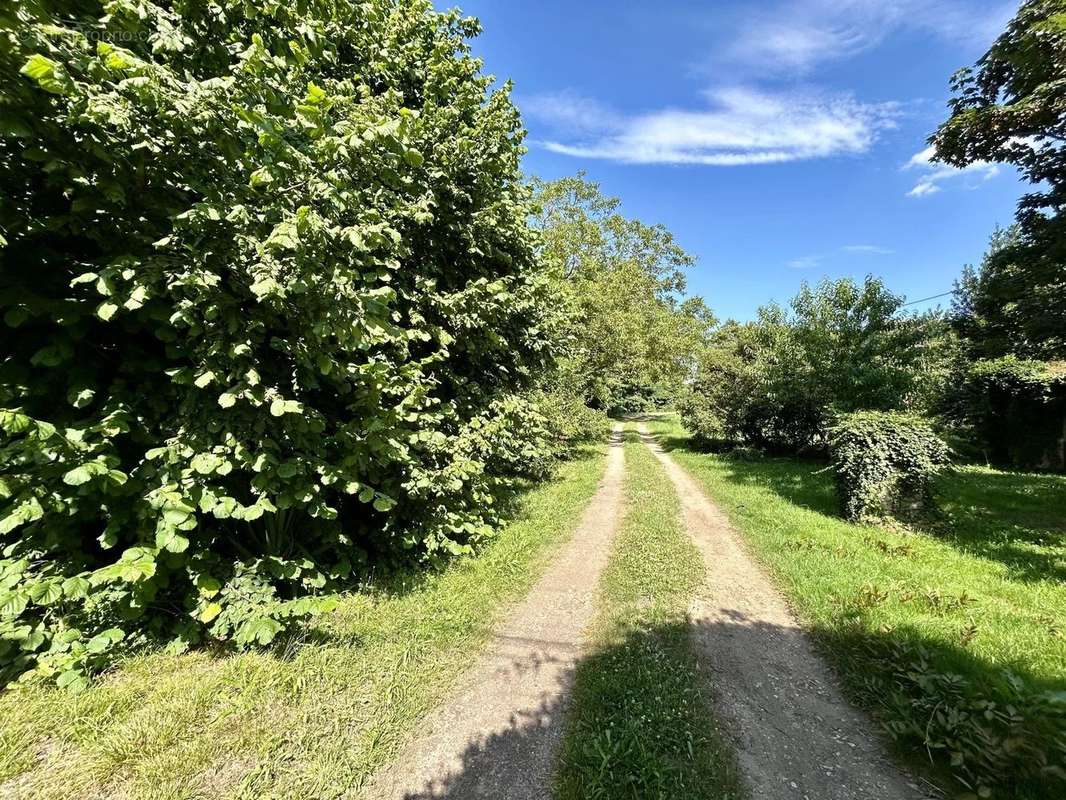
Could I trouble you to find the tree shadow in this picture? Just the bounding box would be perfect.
[389,620,743,800]
[387,614,1064,800]
[622,411,671,423]
[932,468,1066,584]
[808,615,1066,800]
[707,453,839,516]
[395,671,569,799]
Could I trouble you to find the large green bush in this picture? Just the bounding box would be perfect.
[829,412,951,522]
[954,356,1066,471]
[0,0,556,686]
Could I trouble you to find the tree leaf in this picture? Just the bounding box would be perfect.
[62,576,91,599]
[0,591,28,618]
[96,302,119,321]
[29,581,63,605]
[198,602,222,623]
[190,453,222,474]
[63,465,94,486]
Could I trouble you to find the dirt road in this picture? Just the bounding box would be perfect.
[363,426,625,800]
[639,424,928,800]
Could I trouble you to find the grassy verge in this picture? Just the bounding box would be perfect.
[646,415,1066,799]
[556,428,744,800]
[0,448,607,800]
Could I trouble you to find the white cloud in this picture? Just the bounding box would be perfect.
[788,255,822,269]
[712,0,1015,76]
[906,180,942,197]
[788,243,893,269]
[531,87,897,167]
[903,145,999,197]
[842,244,893,254]
[519,90,623,136]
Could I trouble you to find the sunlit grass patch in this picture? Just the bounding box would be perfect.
[0,448,607,800]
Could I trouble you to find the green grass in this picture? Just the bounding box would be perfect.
[646,415,1066,798]
[0,448,608,800]
[556,428,744,800]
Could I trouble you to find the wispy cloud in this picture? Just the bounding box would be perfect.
[842,244,893,254]
[787,255,823,269]
[710,0,1014,77]
[789,243,894,268]
[530,87,898,166]
[903,145,999,197]
[519,90,623,136]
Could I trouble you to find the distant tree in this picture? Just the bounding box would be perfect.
[680,277,955,451]
[950,226,1025,357]
[933,0,1066,358]
[531,174,714,411]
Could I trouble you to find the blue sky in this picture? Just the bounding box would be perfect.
[444,0,1026,321]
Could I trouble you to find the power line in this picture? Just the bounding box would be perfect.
[901,289,957,307]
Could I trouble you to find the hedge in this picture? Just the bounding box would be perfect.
[0,0,557,687]
[957,356,1066,471]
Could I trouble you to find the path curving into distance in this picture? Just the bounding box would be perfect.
[638,423,930,800]
[363,425,625,800]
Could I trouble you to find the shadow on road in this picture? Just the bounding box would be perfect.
[393,608,1064,800]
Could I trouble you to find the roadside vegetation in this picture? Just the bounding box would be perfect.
[2,0,1066,798]
[649,416,1066,799]
[665,7,1066,794]
[556,429,744,800]
[0,0,706,690]
[0,449,605,799]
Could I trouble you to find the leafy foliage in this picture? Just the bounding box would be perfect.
[951,356,1066,470]
[839,634,1066,799]
[0,0,558,685]
[829,411,951,522]
[934,0,1066,360]
[533,390,611,453]
[532,173,714,413]
[680,277,955,452]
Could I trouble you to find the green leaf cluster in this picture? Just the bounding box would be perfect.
[0,0,556,685]
[828,411,951,522]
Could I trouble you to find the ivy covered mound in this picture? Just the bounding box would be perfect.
[0,0,557,688]
[829,412,951,523]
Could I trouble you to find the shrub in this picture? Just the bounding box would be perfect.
[829,412,951,522]
[535,390,611,453]
[836,633,1066,797]
[954,356,1066,471]
[0,0,556,686]
[675,389,727,449]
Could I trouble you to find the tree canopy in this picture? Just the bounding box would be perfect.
[532,173,714,411]
[933,0,1066,359]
